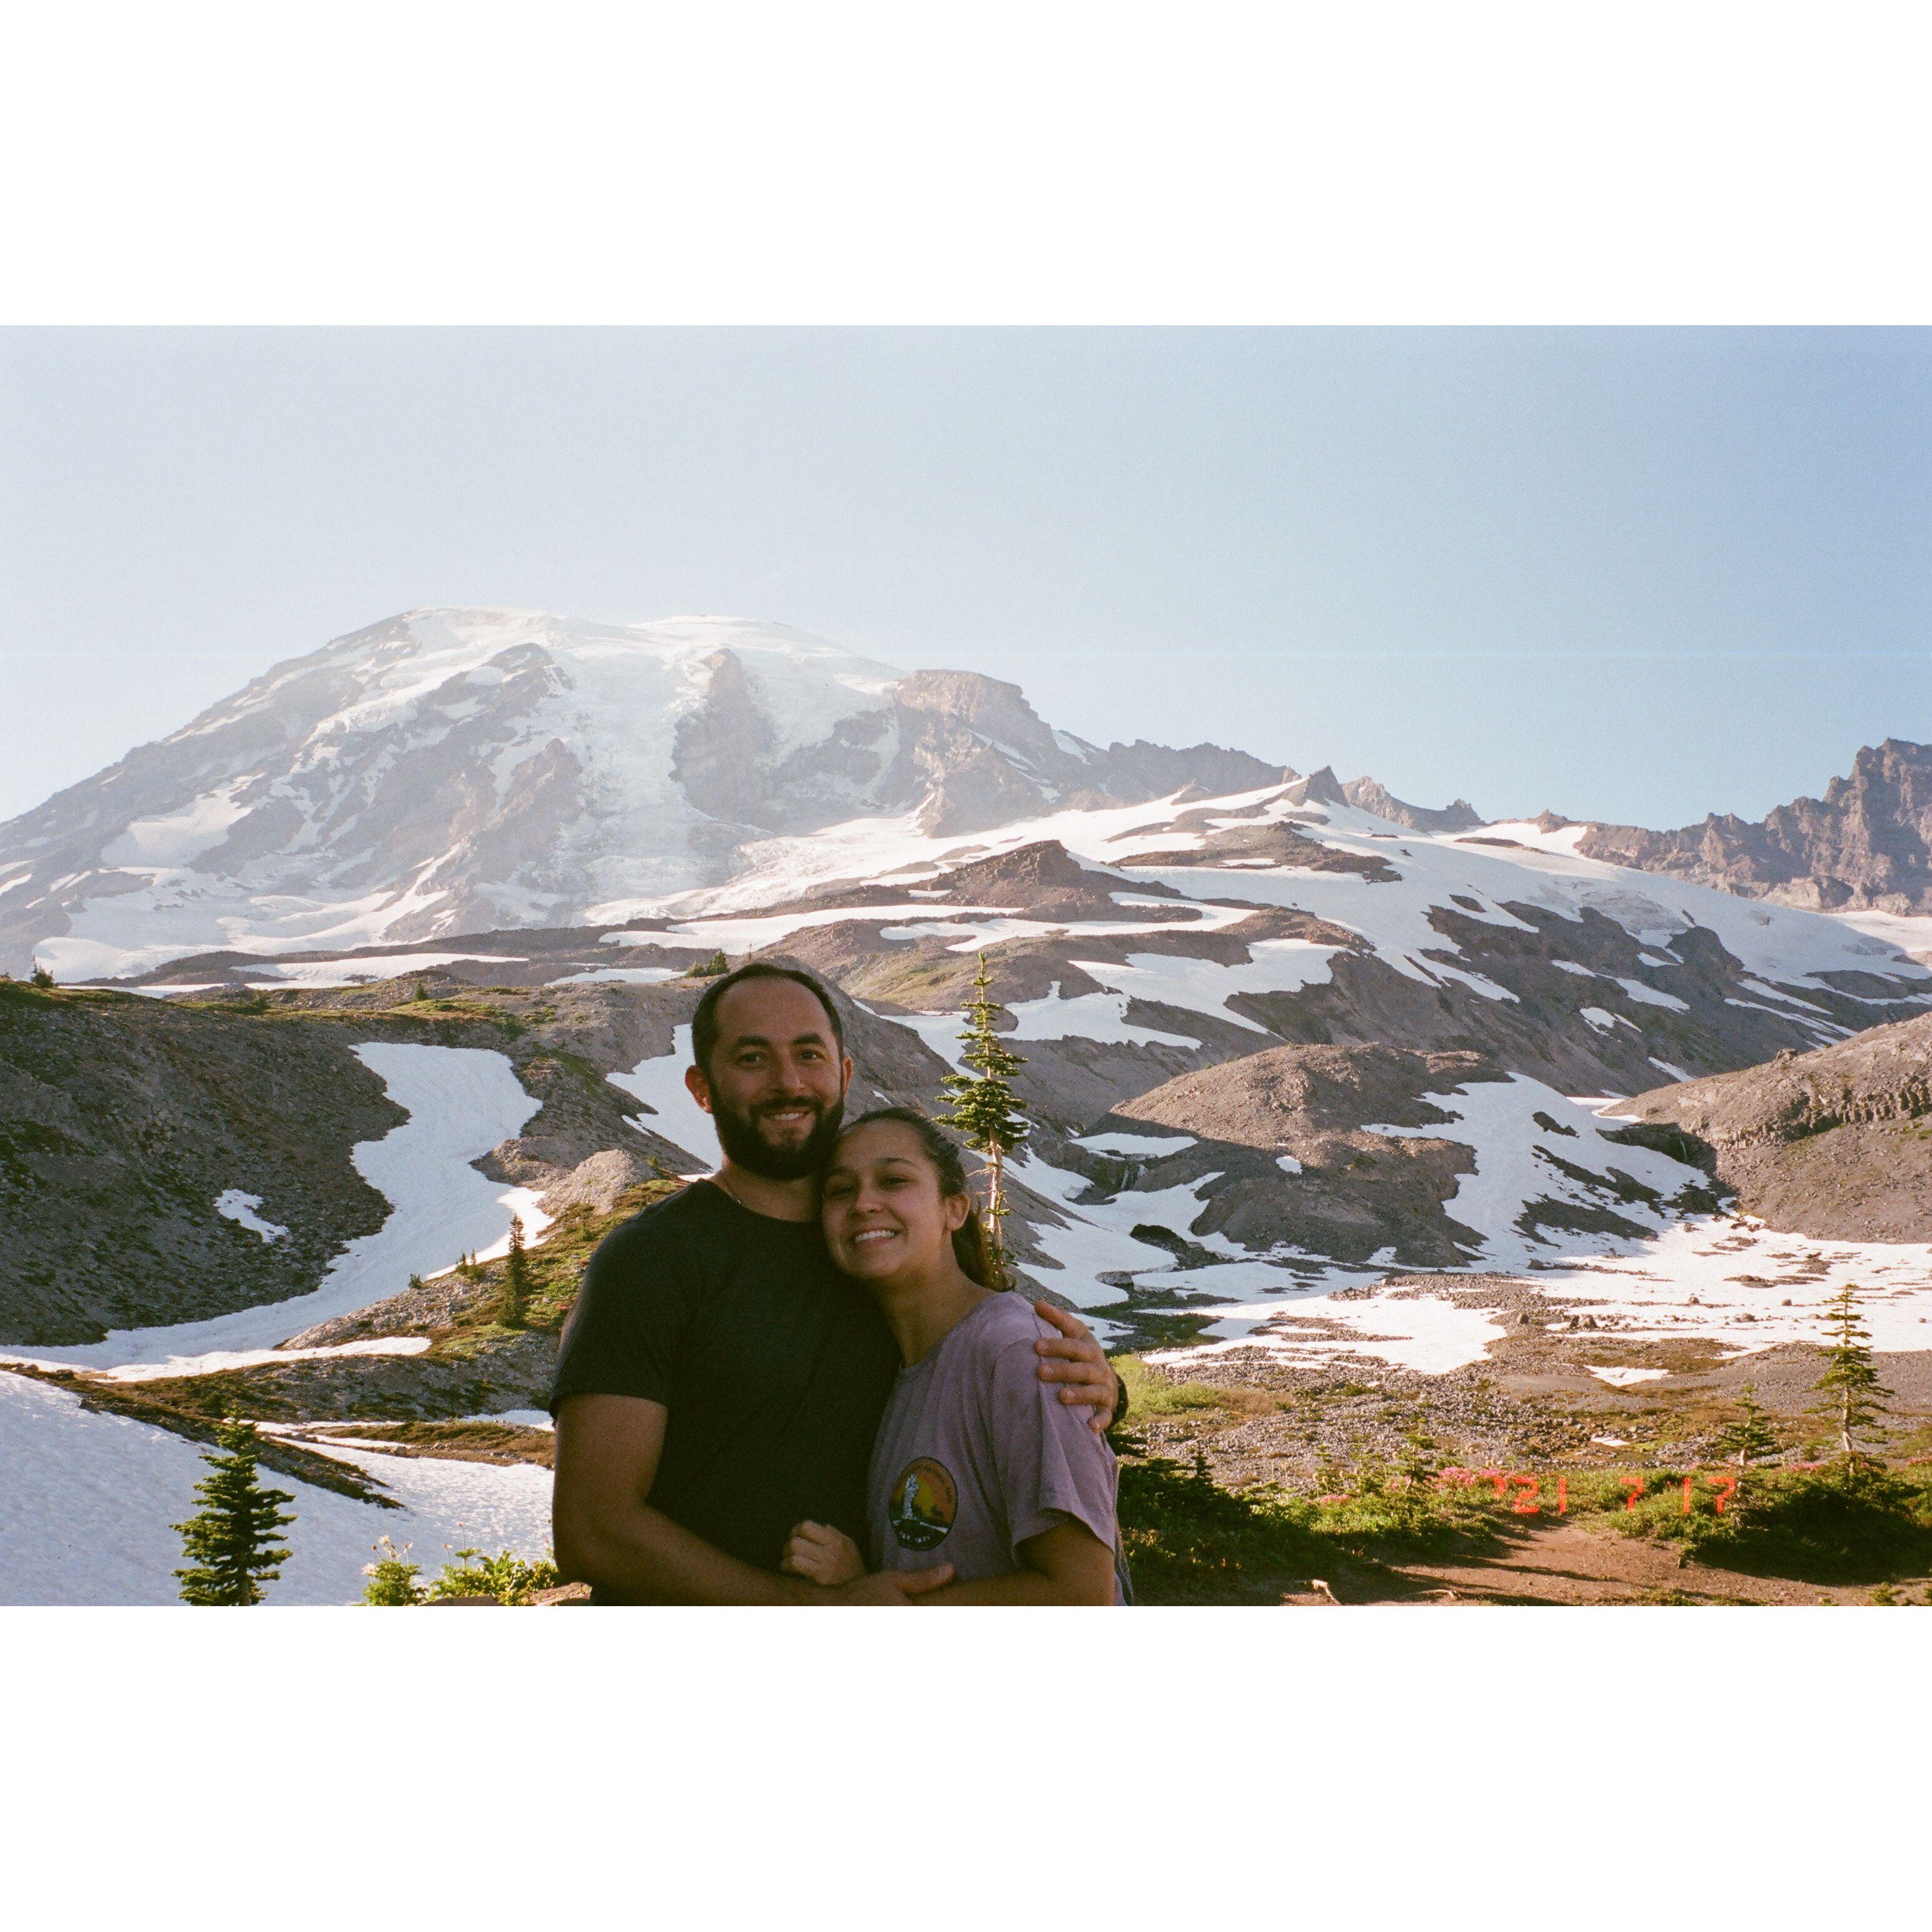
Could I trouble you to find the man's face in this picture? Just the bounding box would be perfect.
[686,978,852,1180]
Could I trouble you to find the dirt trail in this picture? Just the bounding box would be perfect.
[1279,1519,1929,1606]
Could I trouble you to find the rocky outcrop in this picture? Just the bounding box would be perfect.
[1578,739,1932,914]
[1341,777,1484,832]
[1614,1011,1932,1240]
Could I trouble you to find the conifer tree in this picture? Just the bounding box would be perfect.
[500,1213,530,1328]
[173,1415,295,1605]
[1811,1282,1890,1461]
[938,953,1029,1287]
[29,961,53,989]
[1717,1382,1780,1467]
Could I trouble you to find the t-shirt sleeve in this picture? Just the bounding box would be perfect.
[547,1215,697,1415]
[982,1328,1121,1563]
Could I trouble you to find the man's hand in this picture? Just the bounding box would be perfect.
[837,1564,955,1604]
[1031,1300,1122,1435]
[782,1519,866,1587]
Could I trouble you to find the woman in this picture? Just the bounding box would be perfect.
[782,1108,1125,1605]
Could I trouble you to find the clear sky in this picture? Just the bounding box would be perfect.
[3,327,1926,828]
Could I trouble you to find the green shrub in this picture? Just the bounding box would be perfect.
[362,1537,425,1605]
[1569,1462,1932,1583]
[428,1547,560,1604]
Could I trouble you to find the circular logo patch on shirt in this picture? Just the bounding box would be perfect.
[887,1456,958,1551]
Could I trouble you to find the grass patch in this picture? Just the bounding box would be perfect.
[1115,1436,1509,1603]
[1114,1355,1239,1419]
[1564,1461,1932,1584]
[319,1420,554,1467]
[435,1177,683,1344]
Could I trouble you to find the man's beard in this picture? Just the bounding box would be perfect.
[711,1092,846,1181]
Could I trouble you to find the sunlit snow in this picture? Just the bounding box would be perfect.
[0,1373,552,1606]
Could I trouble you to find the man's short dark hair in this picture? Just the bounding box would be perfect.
[690,962,846,1075]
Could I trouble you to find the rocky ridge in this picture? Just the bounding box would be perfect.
[1575,739,1932,915]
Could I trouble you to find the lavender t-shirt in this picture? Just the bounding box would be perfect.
[867,1292,1125,1602]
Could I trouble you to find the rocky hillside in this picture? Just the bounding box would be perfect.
[1614,1010,1932,1242]
[0,981,402,1343]
[1575,739,1932,915]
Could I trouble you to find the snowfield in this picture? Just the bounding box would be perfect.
[0,1374,553,1606]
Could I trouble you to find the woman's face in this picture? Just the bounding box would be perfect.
[821,1120,969,1284]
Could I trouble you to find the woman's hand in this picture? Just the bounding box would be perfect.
[781,1519,866,1587]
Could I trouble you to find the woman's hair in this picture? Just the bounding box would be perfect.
[831,1106,1004,1290]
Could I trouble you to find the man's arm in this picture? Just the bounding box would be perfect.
[1031,1302,1125,1434]
[913,1519,1116,1606]
[552,1395,953,1605]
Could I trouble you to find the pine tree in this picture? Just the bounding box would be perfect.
[1811,1282,1890,1461]
[1717,1382,1780,1467]
[412,978,430,1001]
[29,961,53,989]
[500,1214,530,1328]
[173,1416,296,1605]
[938,953,1029,1287]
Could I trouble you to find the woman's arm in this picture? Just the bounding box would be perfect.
[914,1517,1116,1606]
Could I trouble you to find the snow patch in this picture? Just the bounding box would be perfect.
[214,1190,289,1243]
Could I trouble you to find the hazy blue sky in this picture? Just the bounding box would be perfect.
[3,327,1926,827]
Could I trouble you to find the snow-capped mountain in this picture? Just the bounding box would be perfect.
[0,609,1282,979]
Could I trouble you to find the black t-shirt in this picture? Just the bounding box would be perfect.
[549,1180,901,1594]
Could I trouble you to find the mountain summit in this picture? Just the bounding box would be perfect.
[0,609,1285,977]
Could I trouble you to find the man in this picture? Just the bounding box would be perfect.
[550,961,1123,1603]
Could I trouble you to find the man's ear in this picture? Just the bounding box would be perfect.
[684,1063,714,1116]
[839,1053,854,1096]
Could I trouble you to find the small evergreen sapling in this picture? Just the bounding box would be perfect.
[1396,1421,1442,1517]
[173,1415,295,1605]
[29,961,54,989]
[500,1214,530,1328]
[938,953,1029,1287]
[1811,1282,1890,1461]
[1718,1382,1780,1467]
